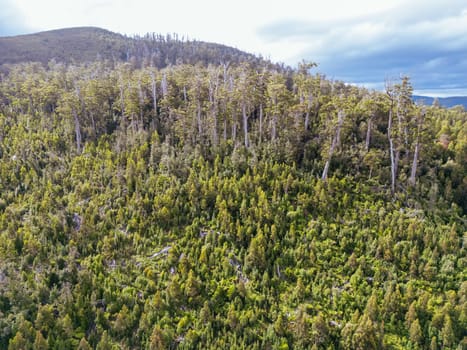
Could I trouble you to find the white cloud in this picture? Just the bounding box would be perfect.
[255,0,467,94]
[9,0,410,59]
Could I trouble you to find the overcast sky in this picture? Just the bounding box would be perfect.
[2,0,467,96]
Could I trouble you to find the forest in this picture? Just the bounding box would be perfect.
[0,56,465,349]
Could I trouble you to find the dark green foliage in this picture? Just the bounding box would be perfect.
[0,59,465,349]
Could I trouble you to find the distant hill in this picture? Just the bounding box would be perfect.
[0,27,275,69]
[0,27,128,65]
[413,95,467,109]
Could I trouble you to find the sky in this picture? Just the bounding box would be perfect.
[1,0,467,97]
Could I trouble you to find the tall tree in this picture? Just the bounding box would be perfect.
[294,61,318,132]
[321,95,354,180]
[409,106,425,186]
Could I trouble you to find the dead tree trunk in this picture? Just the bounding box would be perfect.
[151,72,158,113]
[388,108,397,194]
[409,108,424,186]
[223,116,227,141]
[322,110,344,180]
[242,103,249,148]
[304,94,313,131]
[409,141,420,186]
[232,118,237,145]
[305,111,310,132]
[150,72,158,131]
[73,108,82,154]
[161,73,168,98]
[271,115,277,141]
[119,84,125,118]
[365,114,373,152]
[259,103,263,144]
[138,80,144,126]
[196,101,203,136]
[209,76,219,146]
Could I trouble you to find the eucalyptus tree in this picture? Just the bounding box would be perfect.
[266,72,290,141]
[320,94,356,180]
[116,63,133,120]
[205,64,226,147]
[233,63,258,148]
[409,105,426,186]
[386,77,417,193]
[294,61,319,133]
[356,92,380,153]
[395,76,414,155]
[185,65,208,140]
[255,68,269,145]
[386,81,397,194]
[57,84,83,153]
[148,67,159,124]
[79,64,118,138]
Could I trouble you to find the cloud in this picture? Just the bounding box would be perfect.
[258,0,467,95]
[0,0,34,35]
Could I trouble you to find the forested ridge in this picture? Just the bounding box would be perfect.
[0,27,278,70]
[0,58,466,349]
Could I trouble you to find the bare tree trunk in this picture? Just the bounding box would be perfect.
[223,116,227,141]
[322,131,339,181]
[271,115,277,141]
[138,80,144,126]
[161,73,168,98]
[212,110,218,146]
[150,72,158,131]
[232,119,237,145]
[209,77,219,146]
[151,72,158,114]
[72,86,83,153]
[409,142,419,186]
[242,103,249,148]
[196,101,202,135]
[321,155,332,181]
[222,88,228,142]
[305,111,310,132]
[336,110,343,146]
[90,111,96,137]
[396,98,409,163]
[388,109,396,194]
[128,82,136,131]
[322,109,344,180]
[259,103,263,144]
[119,84,125,117]
[365,114,373,152]
[28,96,34,115]
[305,94,313,131]
[73,108,82,154]
[409,109,424,186]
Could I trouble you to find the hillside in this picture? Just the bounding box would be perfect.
[0,27,273,69]
[413,95,467,109]
[0,27,128,65]
[0,59,465,349]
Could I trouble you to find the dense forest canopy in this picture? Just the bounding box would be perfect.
[0,53,465,349]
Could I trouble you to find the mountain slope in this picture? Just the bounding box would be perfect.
[0,62,465,349]
[0,27,128,65]
[0,27,273,69]
[413,95,467,109]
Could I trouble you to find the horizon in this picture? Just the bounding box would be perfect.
[2,0,467,97]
